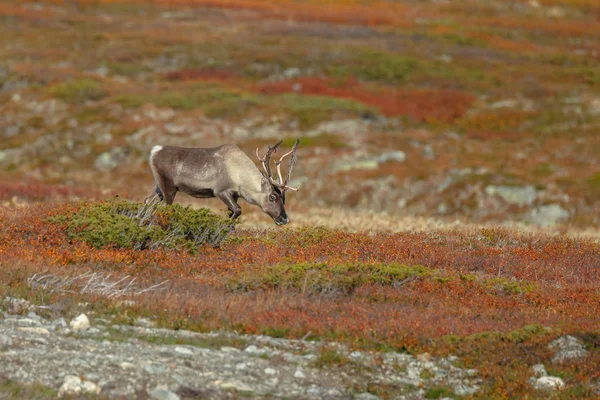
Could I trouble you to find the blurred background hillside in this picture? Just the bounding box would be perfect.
[1,0,599,229]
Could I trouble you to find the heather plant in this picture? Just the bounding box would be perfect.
[51,198,234,252]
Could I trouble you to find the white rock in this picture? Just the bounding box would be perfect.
[244,345,259,354]
[70,314,90,331]
[549,335,589,363]
[219,381,254,393]
[220,346,240,353]
[532,364,548,377]
[485,185,537,207]
[235,363,247,371]
[264,368,277,375]
[294,369,306,379]
[51,318,68,330]
[355,393,380,400]
[282,67,301,79]
[150,385,180,400]
[377,150,406,164]
[174,346,194,356]
[529,204,570,227]
[58,375,101,397]
[18,327,49,335]
[0,334,13,349]
[17,318,40,327]
[120,362,136,370]
[532,376,565,390]
[489,99,520,109]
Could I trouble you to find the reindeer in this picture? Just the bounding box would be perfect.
[146,139,299,225]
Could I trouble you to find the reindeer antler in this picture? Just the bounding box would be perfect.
[256,139,300,192]
[275,138,300,192]
[255,140,282,180]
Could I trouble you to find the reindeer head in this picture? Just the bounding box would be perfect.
[255,139,300,225]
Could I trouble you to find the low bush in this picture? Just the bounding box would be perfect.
[49,79,107,103]
[50,199,234,252]
[230,262,431,296]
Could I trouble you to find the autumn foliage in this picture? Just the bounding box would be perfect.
[1,202,599,345]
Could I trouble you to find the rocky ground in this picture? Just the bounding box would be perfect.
[1,296,594,399]
[0,297,484,399]
[1,0,599,229]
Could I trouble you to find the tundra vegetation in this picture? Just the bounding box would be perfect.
[0,0,599,398]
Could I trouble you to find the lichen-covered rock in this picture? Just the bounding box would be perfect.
[532,376,565,391]
[549,335,589,363]
[529,204,570,226]
[0,296,482,399]
[69,313,90,332]
[485,185,537,207]
[58,375,101,397]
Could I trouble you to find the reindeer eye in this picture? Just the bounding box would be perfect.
[269,194,277,202]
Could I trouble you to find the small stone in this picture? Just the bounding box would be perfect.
[349,351,362,359]
[529,204,570,227]
[306,386,321,395]
[532,364,548,377]
[0,334,13,350]
[18,327,49,335]
[219,381,254,394]
[485,185,537,207]
[70,314,90,331]
[337,160,379,172]
[58,375,101,397]
[377,150,406,164]
[150,385,180,400]
[294,370,306,379]
[120,362,136,370]
[135,317,155,328]
[220,346,240,353]
[244,345,259,354]
[454,383,479,396]
[355,393,380,400]
[143,363,169,375]
[423,144,435,160]
[51,317,68,330]
[174,346,194,356]
[264,368,277,375]
[235,363,247,370]
[282,67,301,79]
[94,147,127,171]
[17,318,40,327]
[532,376,565,390]
[26,311,41,320]
[489,99,520,109]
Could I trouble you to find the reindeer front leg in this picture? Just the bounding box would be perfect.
[217,191,241,220]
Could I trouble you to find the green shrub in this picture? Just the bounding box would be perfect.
[587,172,600,194]
[273,93,372,129]
[114,84,259,118]
[49,79,107,103]
[425,386,457,399]
[327,49,422,84]
[51,199,234,252]
[230,262,431,296]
